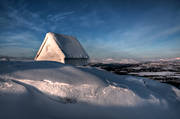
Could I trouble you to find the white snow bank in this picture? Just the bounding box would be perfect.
[0,61,180,119]
[13,79,159,106]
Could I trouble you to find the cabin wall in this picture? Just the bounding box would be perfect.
[65,58,88,65]
[35,37,65,63]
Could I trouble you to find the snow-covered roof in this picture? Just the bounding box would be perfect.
[51,32,89,59]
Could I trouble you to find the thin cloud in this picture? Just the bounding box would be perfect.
[7,7,46,32]
[0,31,40,48]
[0,31,41,57]
[47,11,75,22]
[79,10,105,28]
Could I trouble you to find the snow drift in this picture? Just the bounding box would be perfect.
[0,61,180,119]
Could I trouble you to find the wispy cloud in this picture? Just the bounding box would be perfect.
[79,10,105,28]
[0,1,76,33]
[0,0,180,59]
[6,6,46,32]
[0,31,41,57]
[47,11,75,22]
[81,17,180,60]
[0,31,40,47]
[149,25,180,40]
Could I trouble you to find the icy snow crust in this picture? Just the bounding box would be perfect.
[0,61,180,119]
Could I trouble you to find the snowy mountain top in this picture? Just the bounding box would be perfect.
[93,58,140,64]
[160,57,180,62]
[0,61,180,119]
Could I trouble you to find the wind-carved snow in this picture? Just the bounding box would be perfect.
[0,78,26,94]
[172,87,180,100]
[0,61,180,119]
[10,78,165,107]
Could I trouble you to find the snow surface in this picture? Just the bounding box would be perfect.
[0,61,180,119]
[129,72,176,76]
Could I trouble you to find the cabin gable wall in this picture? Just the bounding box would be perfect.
[36,37,65,63]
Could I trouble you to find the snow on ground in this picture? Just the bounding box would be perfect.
[0,61,180,119]
[129,71,176,76]
[172,76,180,79]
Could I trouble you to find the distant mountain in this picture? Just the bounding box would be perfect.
[99,58,139,64]
[159,57,180,62]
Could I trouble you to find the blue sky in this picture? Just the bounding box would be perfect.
[0,0,180,60]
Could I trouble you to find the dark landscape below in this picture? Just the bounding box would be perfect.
[89,61,180,89]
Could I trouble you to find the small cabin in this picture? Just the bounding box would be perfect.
[34,32,89,65]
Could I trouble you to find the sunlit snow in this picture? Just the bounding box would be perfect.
[0,61,180,119]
